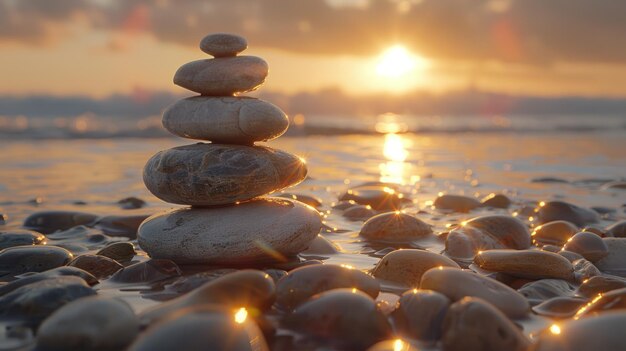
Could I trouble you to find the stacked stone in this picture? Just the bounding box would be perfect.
[138,33,322,264]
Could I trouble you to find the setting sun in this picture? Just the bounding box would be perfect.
[376,45,428,77]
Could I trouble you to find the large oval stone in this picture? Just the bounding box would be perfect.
[138,198,321,264]
[474,249,574,280]
[143,143,307,206]
[0,229,45,250]
[163,96,288,144]
[371,249,460,288]
[174,56,268,95]
[420,267,530,318]
[0,245,73,279]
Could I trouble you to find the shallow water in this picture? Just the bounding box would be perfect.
[1,130,626,346]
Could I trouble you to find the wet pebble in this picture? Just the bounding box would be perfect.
[96,242,136,263]
[474,249,574,280]
[480,193,512,208]
[518,279,575,304]
[576,275,626,298]
[0,266,97,297]
[531,296,588,318]
[420,267,530,318]
[200,33,248,57]
[360,212,433,242]
[339,186,407,210]
[594,238,626,276]
[558,250,584,262]
[536,201,599,227]
[562,231,608,262]
[572,258,601,281]
[117,196,146,209]
[531,220,579,246]
[0,276,96,327]
[131,307,268,351]
[68,254,123,279]
[37,296,139,351]
[0,229,45,249]
[93,214,149,239]
[392,289,450,341]
[278,193,322,208]
[300,235,341,255]
[283,289,391,350]
[110,259,181,284]
[606,220,626,237]
[442,297,530,351]
[342,205,377,221]
[372,249,460,288]
[276,264,379,310]
[434,194,481,213]
[531,177,569,183]
[575,287,626,316]
[0,245,73,280]
[23,211,98,234]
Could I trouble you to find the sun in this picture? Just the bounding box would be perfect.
[376,45,428,78]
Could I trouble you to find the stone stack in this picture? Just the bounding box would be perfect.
[138,33,322,265]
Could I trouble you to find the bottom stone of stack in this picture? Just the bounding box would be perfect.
[137,197,322,264]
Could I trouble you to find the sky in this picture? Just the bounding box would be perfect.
[2,0,626,100]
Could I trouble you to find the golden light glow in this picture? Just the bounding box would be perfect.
[234,307,248,324]
[376,45,427,77]
[393,339,406,351]
[549,324,561,335]
[380,130,412,184]
[383,134,409,162]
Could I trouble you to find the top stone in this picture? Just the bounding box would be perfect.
[200,33,248,57]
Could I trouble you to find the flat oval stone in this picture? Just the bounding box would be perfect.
[143,143,307,206]
[445,215,531,261]
[518,279,575,304]
[442,297,530,351]
[536,201,599,227]
[0,267,97,297]
[531,311,626,351]
[575,287,626,317]
[474,249,574,280]
[131,307,268,351]
[372,249,460,288]
[200,33,247,57]
[0,245,73,279]
[163,96,288,144]
[481,193,512,208]
[23,211,98,234]
[577,275,626,298]
[392,289,450,341]
[93,214,149,239]
[284,289,391,350]
[140,270,275,325]
[360,212,433,242]
[37,297,139,351]
[563,232,608,262]
[343,205,377,221]
[275,264,379,310]
[531,296,588,318]
[434,194,481,213]
[138,198,321,264]
[420,267,530,318]
[0,230,45,249]
[110,259,181,284]
[594,238,626,276]
[278,193,323,208]
[532,220,579,246]
[174,56,268,95]
[339,186,407,210]
[68,254,124,279]
[96,242,136,263]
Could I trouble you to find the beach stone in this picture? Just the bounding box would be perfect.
[558,250,584,262]
[0,267,97,297]
[420,267,529,318]
[532,220,579,246]
[0,245,73,279]
[445,215,531,261]
[163,96,288,144]
[536,201,599,227]
[138,198,321,264]
[284,289,391,350]
[582,225,606,237]
[531,177,568,183]
[372,249,460,288]
[200,33,247,57]
[392,289,450,341]
[0,229,45,249]
[594,238,626,276]
[93,214,149,239]
[276,264,379,310]
[339,186,406,210]
[602,181,626,190]
[278,193,322,208]
[367,340,420,351]
[343,205,377,220]
[110,259,181,284]
[143,144,307,206]
[562,232,608,262]
[96,242,136,262]
[530,311,626,351]
[572,258,601,281]
[0,276,95,327]
[332,200,357,210]
[300,235,340,255]
[174,56,268,95]
[518,279,575,304]
[531,296,588,318]
[542,244,561,253]
[575,287,626,316]
[117,196,146,209]
[434,194,481,213]
[68,254,123,279]
[131,307,268,351]
[442,297,530,351]
[23,211,98,234]
[360,212,433,242]
[140,270,275,325]
[37,297,139,351]
[481,193,512,208]
[607,220,626,237]
[577,275,626,298]
[474,249,574,280]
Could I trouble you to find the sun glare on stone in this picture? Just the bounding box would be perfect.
[549,324,561,335]
[376,45,426,78]
[234,307,248,324]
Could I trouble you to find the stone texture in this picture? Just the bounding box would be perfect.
[563,232,608,262]
[474,249,574,280]
[434,194,481,213]
[532,220,579,246]
[536,201,599,227]
[372,249,460,287]
[138,198,321,264]
[0,245,73,278]
[392,289,450,341]
[162,96,288,144]
[143,143,307,206]
[200,33,247,57]
[174,56,268,95]
[0,229,45,250]
[360,212,433,242]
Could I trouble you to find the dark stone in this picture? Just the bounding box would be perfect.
[110,259,181,284]
[0,266,97,297]
[68,254,124,279]
[23,211,98,234]
[0,246,73,280]
[93,215,149,239]
[117,196,147,209]
[0,230,45,250]
[536,201,599,227]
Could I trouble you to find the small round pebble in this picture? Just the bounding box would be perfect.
[434,194,481,213]
[372,249,460,288]
[532,220,579,246]
[392,289,450,341]
[0,229,45,250]
[360,212,432,242]
[562,232,608,262]
[200,33,248,57]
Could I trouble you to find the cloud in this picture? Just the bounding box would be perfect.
[1,0,626,65]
